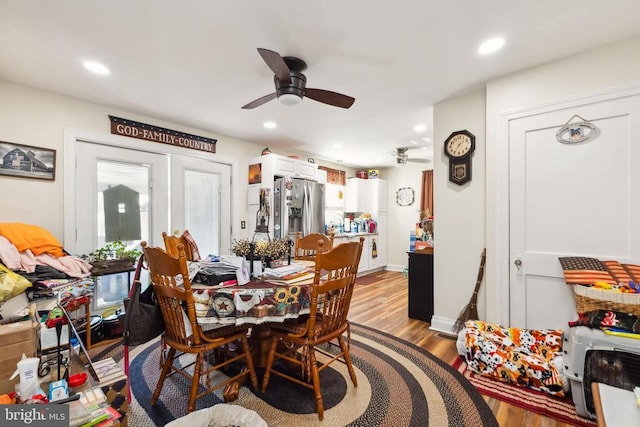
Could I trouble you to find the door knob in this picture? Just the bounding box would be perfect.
[514,257,523,276]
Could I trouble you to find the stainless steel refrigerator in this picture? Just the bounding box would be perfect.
[273,177,325,239]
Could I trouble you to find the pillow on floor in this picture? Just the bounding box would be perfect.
[165,403,267,427]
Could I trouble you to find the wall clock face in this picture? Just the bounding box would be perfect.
[445,130,475,159]
[396,187,414,206]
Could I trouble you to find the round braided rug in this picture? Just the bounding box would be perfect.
[127,323,497,426]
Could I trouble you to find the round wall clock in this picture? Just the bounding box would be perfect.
[444,130,476,185]
[396,187,414,206]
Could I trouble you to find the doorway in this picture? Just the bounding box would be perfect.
[501,85,640,329]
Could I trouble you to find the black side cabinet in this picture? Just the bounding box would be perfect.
[408,250,434,322]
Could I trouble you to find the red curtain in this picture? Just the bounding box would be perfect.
[420,170,433,217]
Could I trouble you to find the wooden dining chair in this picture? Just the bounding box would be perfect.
[261,237,364,420]
[162,230,200,261]
[293,231,335,260]
[141,241,258,414]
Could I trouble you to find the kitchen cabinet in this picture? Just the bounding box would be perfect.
[325,183,345,210]
[355,235,370,272]
[252,153,318,181]
[408,250,434,322]
[345,178,387,214]
[369,212,387,270]
[337,230,387,274]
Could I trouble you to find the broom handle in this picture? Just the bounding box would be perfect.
[471,249,487,296]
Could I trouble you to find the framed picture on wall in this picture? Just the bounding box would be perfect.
[248,163,262,184]
[0,140,56,181]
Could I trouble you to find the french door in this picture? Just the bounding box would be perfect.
[170,154,231,257]
[74,142,169,256]
[68,139,231,259]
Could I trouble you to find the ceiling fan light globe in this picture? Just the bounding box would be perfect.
[395,154,408,166]
[278,93,303,106]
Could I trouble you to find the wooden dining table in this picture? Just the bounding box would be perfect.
[191,272,315,401]
[192,279,312,326]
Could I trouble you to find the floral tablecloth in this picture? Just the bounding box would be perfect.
[193,281,311,326]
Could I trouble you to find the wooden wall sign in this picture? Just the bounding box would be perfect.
[109,115,217,153]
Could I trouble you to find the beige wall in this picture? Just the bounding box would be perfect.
[381,163,432,270]
[430,90,486,332]
[0,80,298,245]
[431,36,640,333]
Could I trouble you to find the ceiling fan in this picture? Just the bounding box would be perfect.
[241,48,355,109]
[393,147,432,166]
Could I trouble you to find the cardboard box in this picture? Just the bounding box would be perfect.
[0,320,40,395]
[415,241,433,251]
[40,322,70,351]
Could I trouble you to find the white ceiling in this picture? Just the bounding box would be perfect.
[1,1,639,168]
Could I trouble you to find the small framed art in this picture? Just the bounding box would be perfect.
[0,140,56,181]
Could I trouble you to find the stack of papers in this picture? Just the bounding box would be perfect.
[262,263,308,278]
[263,263,315,285]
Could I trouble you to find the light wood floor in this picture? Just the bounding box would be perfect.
[90,270,576,426]
[350,270,574,427]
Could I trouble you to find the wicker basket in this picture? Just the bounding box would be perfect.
[573,285,640,316]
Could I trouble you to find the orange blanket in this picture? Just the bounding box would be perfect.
[0,223,64,258]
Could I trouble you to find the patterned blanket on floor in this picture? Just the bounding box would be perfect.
[460,320,567,397]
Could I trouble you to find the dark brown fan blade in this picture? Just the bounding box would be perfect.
[241,93,277,109]
[305,88,355,109]
[257,48,291,83]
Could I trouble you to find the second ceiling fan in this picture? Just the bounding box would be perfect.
[242,48,355,110]
[393,147,432,165]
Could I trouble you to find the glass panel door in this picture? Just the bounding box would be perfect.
[74,141,169,256]
[171,155,231,257]
[96,159,150,250]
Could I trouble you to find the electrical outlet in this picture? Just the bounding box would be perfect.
[240,221,246,229]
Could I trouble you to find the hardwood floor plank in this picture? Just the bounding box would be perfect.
[350,271,574,427]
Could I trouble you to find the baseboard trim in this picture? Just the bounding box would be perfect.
[429,315,457,337]
[386,264,404,272]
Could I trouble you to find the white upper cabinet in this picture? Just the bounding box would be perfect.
[345,178,387,214]
[255,153,318,180]
[325,183,345,209]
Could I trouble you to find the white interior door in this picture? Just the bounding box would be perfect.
[170,155,231,257]
[509,93,640,329]
[74,141,169,256]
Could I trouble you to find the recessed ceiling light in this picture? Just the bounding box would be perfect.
[413,124,427,132]
[478,37,505,55]
[263,121,277,129]
[421,137,432,143]
[83,61,110,75]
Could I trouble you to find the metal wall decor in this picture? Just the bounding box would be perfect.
[396,187,415,206]
[555,114,600,144]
